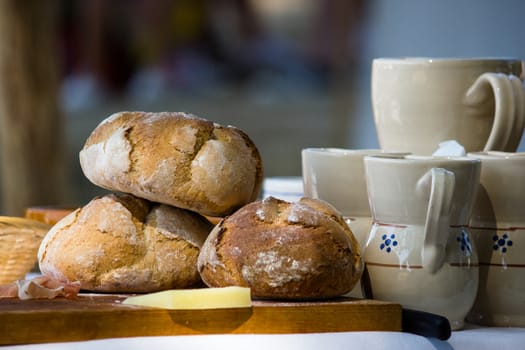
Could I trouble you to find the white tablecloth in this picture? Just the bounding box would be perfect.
[3,325,524,350]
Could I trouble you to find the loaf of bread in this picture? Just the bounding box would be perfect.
[38,193,214,293]
[79,111,263,217]
[197,196,363,299]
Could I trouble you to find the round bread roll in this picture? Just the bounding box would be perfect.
[38,193,214,293]
[197,196,363,299]
[79,111,263,217]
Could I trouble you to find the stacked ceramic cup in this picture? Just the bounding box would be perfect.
[466,151,525,327]
[301,57,525,330]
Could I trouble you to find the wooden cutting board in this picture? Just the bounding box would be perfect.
[0,294,402,345]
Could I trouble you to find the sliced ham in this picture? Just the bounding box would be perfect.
[0,275,80,299]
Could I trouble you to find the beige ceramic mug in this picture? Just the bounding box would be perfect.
[467,151,525,327]
[372,57,525,155]
[363,155,481,330]
[302,148,408,298]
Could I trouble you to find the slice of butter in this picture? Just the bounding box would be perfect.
[122,286,251,310]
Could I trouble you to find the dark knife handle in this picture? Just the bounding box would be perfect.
[402,308,452,340]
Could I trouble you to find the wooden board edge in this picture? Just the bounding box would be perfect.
[0,302,402,345]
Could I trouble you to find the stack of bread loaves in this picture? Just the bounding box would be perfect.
[37,111,363,299]
[37,111,263,293]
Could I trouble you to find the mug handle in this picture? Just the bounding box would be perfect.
[417,168,455,274]
[464,72,525,152]
[507,75,525,150]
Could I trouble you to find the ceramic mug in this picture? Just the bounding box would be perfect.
[301,148,407,298]
[467,151,525,327]
[363,155,481,330]
[372,57,525,155]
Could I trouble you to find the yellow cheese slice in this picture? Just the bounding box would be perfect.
[122,286,252,310]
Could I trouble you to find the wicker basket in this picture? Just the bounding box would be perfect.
[0,217,51,285]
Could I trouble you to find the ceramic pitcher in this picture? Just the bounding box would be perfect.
[363,155,481,330]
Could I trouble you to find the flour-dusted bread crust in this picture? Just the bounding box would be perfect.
[37,193,214,293]
[79,111,263,217]
[197,197,363,299]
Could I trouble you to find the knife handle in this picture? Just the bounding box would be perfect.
[402,308,451,341]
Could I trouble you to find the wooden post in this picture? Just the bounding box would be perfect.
[0,1,67,216]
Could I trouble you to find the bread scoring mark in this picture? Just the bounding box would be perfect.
[241,251,316,288]
[104,126,133,174]
[256,197,326,228]
[170,124,200,154]
[92,197,141,244]
[190,128,258,214]
[192,139,224,170]
[190,141,225,196]
[197,225,226,273]
[255,197,281,223]
[80,126,132,184]
[286,203,325,227]
[140,158,176,194]
[152,205,210,247]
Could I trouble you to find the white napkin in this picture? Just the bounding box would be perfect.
[432,140,466,157]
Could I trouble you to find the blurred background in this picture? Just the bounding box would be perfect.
[0,0,524,215]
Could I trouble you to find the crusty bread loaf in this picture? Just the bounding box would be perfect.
[38,193,214,293]
[79,111,263,217]
[197,196,363,299]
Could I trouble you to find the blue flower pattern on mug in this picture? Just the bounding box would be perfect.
[456,229,472,255]
[492,233,513,253]
[380,233,398,253]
